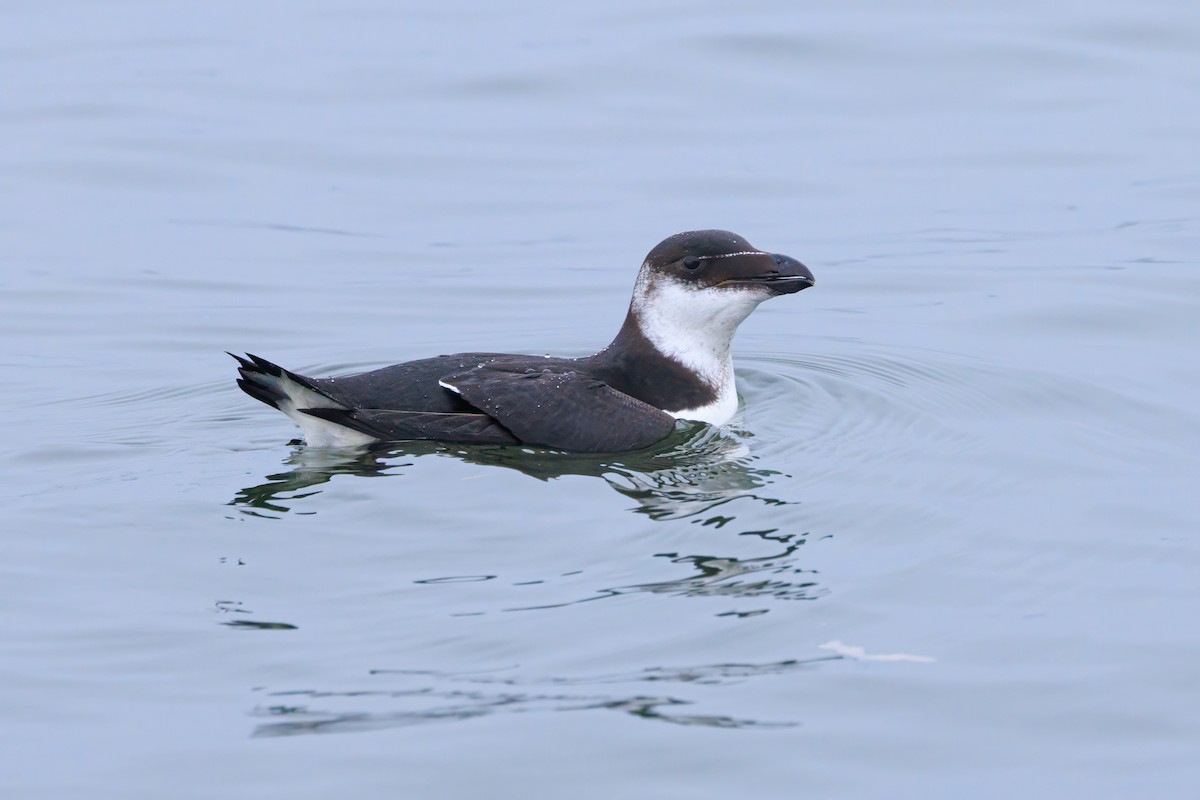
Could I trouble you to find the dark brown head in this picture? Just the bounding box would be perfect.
[620,231,815,391]
[641,229,814,295]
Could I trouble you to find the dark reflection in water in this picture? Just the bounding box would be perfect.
[230,423,784,521]
[214,600,299,630]
[223,620,298,630]
[230,423,829,737]
[230,443,398,518]
[229,422,824,611]
[251,657,840,737]
[501,532,824,613]
[627,535,822,602]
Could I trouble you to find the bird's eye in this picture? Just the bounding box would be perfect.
[682,256,703,270]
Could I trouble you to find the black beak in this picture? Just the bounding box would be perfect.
[745,253,815,294]
[712,251,815,294]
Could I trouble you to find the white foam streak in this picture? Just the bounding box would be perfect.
[818,641,937,663]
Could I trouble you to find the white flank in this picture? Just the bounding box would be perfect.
[292,414,376,448]
[255,369,375,448]
[437,379,461,395]
[631,268,771,426]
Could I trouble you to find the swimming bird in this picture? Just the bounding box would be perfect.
[230,229,814,452]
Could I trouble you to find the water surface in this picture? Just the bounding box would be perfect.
[3,1,1199,798]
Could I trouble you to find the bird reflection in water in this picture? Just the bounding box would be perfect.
[230,424,831,737]
[232,421,782,520]
[229,421,825,606]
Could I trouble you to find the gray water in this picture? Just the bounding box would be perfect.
[3,1,1199,797]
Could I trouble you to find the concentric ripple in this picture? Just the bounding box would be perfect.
[738,341,993,465]
[737,335,1194,482]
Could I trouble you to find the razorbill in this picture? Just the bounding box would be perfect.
[230,229,814,452]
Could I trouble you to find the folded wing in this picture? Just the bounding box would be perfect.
[300,407,519,445]
[439,363,677,452]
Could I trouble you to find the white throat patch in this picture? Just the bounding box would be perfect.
[631,266,770,426]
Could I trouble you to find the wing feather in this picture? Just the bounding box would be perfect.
[439,364,676,452]
[300,408,518,445]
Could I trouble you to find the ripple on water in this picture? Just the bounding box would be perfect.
[739,343,988,465]
[225,420,829,612]
[738,338,1189,476]
[249,656,843,737]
